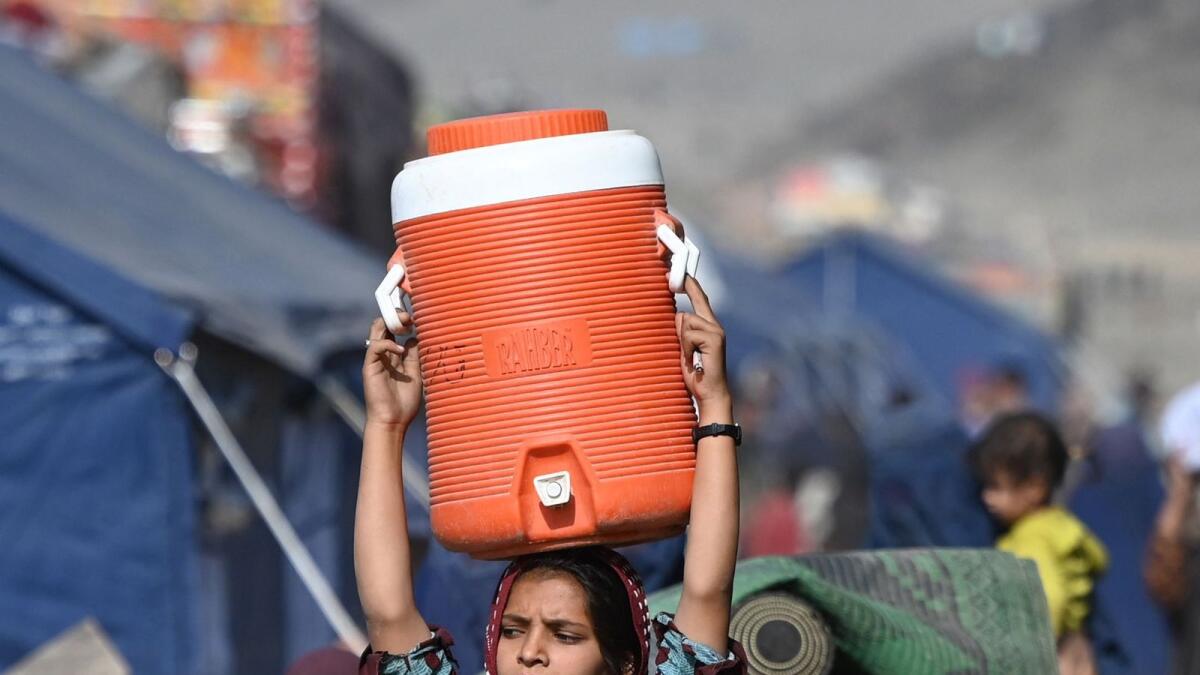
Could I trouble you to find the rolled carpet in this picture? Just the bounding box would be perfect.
[649,549,1055,674]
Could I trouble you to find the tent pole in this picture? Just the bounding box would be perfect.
[156,345,367,655]
[315,375,431,510]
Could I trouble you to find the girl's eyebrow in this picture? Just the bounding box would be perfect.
[543,618,589,631]
[500,613,588,631]
[501,613,530,626]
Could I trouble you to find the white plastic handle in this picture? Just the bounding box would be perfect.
[655,225,703,294]
[656,228,706,371]
[684,236,701,278]
[656,225,689,293]
[374,264,408,334]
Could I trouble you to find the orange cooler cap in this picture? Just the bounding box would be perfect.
[427,109,609,155]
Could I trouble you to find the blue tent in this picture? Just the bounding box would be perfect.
[706,253,820,375]
[711,252,952,455]
[0,211,198,673]
[782,231,1064,412]
[0,45,396,673]
[0,47,381,377]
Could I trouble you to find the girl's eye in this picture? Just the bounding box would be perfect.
[501,627,522,639]
[555,633,582,644]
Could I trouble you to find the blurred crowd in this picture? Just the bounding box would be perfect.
[734,353,1200,673]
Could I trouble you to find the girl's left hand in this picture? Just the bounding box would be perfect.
[676,276,730,409]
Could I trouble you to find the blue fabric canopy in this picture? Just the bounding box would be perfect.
[0,211,198,673]
[706,254,821,373]
[0,45,384,376]
[711,251,952,455]
[0,45,395,673]
[782,231,1064,412]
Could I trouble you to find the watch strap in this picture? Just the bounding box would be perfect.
[693,423,741,446]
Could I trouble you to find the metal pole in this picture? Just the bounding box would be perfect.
[156,344,367,654]
[315,375,430,509]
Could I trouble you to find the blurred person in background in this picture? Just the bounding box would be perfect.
[959,361,1031,438]
[1145,382,1200,674]
[1059,369,1170,674]
[740,465,842,558]
[970,412,1108,675]
[740,464,810,557]
[1125,370,1159,432]
[957,366,992,437]
[286,644,358,675]
[987,361,1031,419]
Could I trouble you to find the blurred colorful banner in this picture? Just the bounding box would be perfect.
[6,0,319,204]
[74,0,311,25]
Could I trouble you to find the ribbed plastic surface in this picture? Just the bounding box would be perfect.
[396,185,695,558]
[426,109,609,155]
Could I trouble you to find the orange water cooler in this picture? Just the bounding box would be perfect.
[374,110,702,559]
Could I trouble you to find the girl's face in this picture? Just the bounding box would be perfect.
[496,571,613,675]
[981,470,1049,526]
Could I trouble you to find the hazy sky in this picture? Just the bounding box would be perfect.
[330,0,1066,198]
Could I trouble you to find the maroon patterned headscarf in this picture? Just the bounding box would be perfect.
[483,547,651,675]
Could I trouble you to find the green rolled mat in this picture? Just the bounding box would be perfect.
[729,591,835,674]
[648,549,1056,674]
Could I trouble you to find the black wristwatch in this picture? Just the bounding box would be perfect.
[693,423,741,446]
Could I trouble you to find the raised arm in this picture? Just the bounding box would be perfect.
[355,317,431,653]
[672,276,740,651]
[1145,455,1196,610]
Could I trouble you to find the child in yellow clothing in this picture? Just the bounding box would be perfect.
[970,412,1109,675]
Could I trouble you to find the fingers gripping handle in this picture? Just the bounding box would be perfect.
[652,210,705,372]
[374,265,407,334]
[374,248,413,334]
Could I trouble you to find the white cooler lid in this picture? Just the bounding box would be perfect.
[391,130,665,223]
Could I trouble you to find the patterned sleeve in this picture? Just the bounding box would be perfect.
[652,612,747,674]
[359,627,458,675]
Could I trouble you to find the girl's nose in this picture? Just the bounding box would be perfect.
[517,632,547,667]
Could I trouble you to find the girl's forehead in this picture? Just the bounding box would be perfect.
[506,572,591,617]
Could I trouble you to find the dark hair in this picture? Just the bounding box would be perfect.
[515,547,640,675]
[990,360,1028,390]
[969,412,1068,493]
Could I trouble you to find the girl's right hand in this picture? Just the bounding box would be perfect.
[363,316,422,428]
